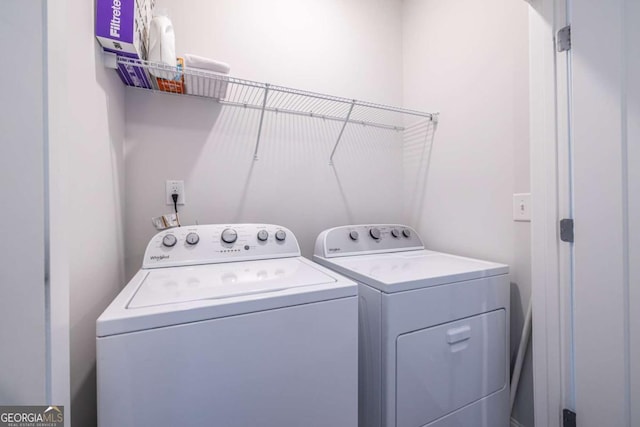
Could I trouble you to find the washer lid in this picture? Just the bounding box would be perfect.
[129,257,336,308]
[97,257,356,337]
[314,250,508,293]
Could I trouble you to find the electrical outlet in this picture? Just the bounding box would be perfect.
[513,193,531,222]
[166,180,186,205]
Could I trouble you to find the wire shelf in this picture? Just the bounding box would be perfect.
[109,54,438,163]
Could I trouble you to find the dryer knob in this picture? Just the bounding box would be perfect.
[221,228,238,244]
[275,230,287,241]
[257,230,269,242]
[162,234,177,247]
[369,228,381,240]
[391,229,400,238]
[402,229,411,238]
[349,231,359,241]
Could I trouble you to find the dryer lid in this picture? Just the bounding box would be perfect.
[317,250,508,293]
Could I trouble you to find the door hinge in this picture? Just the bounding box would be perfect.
[557,25,571,52]
[560,218,574,243]
[563,409,576,427]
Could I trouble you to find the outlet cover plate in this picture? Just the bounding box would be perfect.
[513,193,531,222]
[166,180,186,205]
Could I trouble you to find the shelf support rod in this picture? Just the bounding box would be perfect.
[253,84,270,161]
[329,100,356,165]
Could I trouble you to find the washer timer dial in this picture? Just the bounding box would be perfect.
[221,228,238,244]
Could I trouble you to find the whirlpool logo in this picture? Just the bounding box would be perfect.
[328,247,342,253]
[150,255,170,261]
[0,406,64,427]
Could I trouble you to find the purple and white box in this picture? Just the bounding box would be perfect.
[96,0,155,88]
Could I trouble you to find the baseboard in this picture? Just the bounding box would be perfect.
[511,417,527,427]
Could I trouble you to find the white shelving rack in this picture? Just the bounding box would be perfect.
[105,53,438,164]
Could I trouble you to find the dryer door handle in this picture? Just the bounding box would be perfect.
[446,325,471,344]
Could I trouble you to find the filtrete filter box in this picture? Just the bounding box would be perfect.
[96,0,156,89]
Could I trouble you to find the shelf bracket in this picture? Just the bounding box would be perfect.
[253,84,270,161]
[329,100,356,165]
[103,51,118,70]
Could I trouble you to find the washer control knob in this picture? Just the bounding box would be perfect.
[369,228,381,240]
[162,234,177,247]
[349,230,359,241]
[402,229,411,238]
[257,230,269,242]
[391,229,400,238]
[186,232,200,245]
[221,228,238,244]
[275,230,287,241]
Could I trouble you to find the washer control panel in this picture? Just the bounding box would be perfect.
[314,224,424,258]
[143,224,300,269]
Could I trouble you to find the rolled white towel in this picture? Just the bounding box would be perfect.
[184,53,230,74]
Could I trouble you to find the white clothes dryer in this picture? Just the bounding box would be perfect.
[97,224,357,427]
[313,224,510,427]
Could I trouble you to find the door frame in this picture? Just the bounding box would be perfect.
[528,0,573,426]
[45,0,71,421]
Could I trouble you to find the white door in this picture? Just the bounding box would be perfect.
[1,2,70,418]
[570,0,639,425]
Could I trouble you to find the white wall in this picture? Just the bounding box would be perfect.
[42,1,534,425]
[0,0,47,405]
[124,0,406,278]
[401,0,532,425]
[46,0,127,425]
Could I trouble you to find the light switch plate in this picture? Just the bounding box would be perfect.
[513,193,531,222]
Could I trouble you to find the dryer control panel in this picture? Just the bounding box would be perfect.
[314,224,424,258]
[143,224,300,269]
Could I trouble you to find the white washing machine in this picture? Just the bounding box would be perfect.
[97,224,358,427]
[313,224,510,427]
